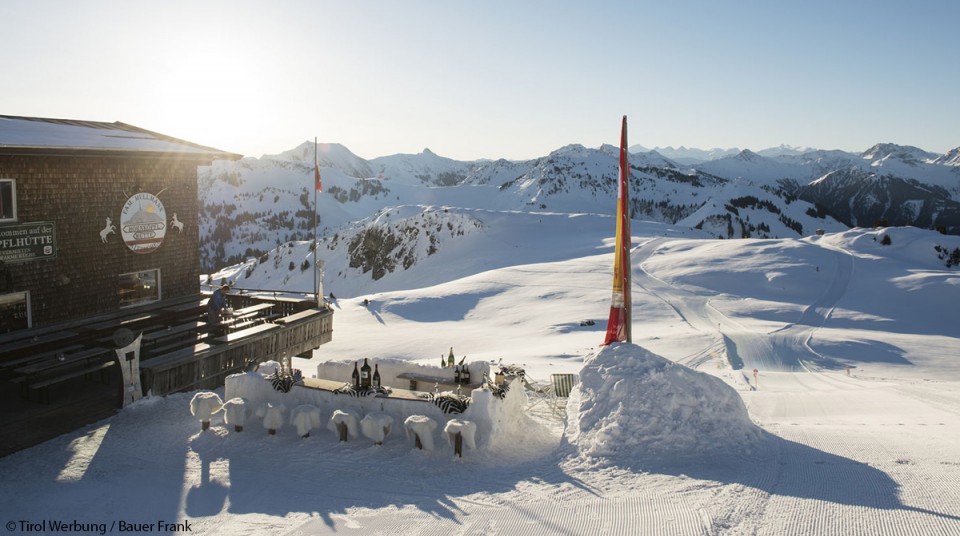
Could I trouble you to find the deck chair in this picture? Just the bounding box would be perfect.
[551,373,578,398]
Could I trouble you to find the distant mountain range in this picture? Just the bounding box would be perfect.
[197,141,960,289]
[628,144,818,165]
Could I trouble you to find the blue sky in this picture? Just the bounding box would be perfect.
[1,0,957,160]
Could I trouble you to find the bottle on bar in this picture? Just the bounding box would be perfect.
[447,347,455,369]
[454,364,461,384]
[440,354,445,368]
[461,361,470,384]
[352,361,360,388]
[372,363,381,389]
[360,358,372,389]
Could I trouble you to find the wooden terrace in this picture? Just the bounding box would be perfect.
[0,291,333,457]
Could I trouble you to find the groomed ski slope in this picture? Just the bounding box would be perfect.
[0,223,958,535]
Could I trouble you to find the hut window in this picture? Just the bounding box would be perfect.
[0,179,15,222]
[0,291,31,332]
[119,269,160,307]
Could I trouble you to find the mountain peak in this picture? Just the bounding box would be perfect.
[549,144,591,158]
[735,149,762,162]
[932,147,960,166]
[861,143,939,165]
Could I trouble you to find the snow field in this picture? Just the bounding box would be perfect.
[1,225,958,534]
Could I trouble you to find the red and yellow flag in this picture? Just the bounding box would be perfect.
[315,148,323,192]
[602,116,632,345]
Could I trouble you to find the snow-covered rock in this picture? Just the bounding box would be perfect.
[565,342,763,461]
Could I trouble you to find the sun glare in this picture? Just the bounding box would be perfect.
[138,34,276,154]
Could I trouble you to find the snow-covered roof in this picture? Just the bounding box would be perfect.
[0,115,241,159]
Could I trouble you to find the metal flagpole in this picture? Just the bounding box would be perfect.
[314,137,319,305]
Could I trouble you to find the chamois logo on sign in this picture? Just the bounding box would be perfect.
[99,217,116,243]
[170,213,184,233]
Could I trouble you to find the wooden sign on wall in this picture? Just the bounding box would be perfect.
[0,221,57,263]
[120,193,166,254]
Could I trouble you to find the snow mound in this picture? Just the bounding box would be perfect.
[565,343,762,461]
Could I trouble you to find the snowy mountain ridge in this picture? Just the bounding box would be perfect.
[198,140,959,291]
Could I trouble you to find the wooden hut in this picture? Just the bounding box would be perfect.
[0,115,333,456]
[0,115,242,328]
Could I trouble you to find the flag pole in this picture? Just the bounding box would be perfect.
[602,115,632,345]
[314,137,319,305]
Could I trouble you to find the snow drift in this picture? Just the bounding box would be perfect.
[565,343,763,461]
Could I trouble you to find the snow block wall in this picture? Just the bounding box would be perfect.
[565,343,764,461]
[224,362,537,451]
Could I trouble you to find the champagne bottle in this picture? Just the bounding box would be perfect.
[372,363,381,389]
[440,355,445,368]
[458,355,466,366]
[360,358,372,389]
[448,347,455,369]
[352,361,360,388]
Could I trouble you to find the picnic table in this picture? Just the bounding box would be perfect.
[0,330,79,357]
[161,298,209,315]
[85,313,160,332]
[142,343,213,370]
[212,322,279,344]
[142,321,206,346]
[274,308,325,325]
[231,302,274,317]
[13,346,111,401]
[0,344,84,373]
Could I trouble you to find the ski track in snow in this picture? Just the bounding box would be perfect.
[2,229,960,534]
[635,236,857,373]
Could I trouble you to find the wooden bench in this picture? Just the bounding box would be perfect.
[0,330,79,358]
[1,344,84,374]
[12,347,111,397]
[29,360,116,403]
[15,346,109,376]
[212,322,279,344]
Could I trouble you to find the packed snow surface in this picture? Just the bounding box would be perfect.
[1,224,959,534]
